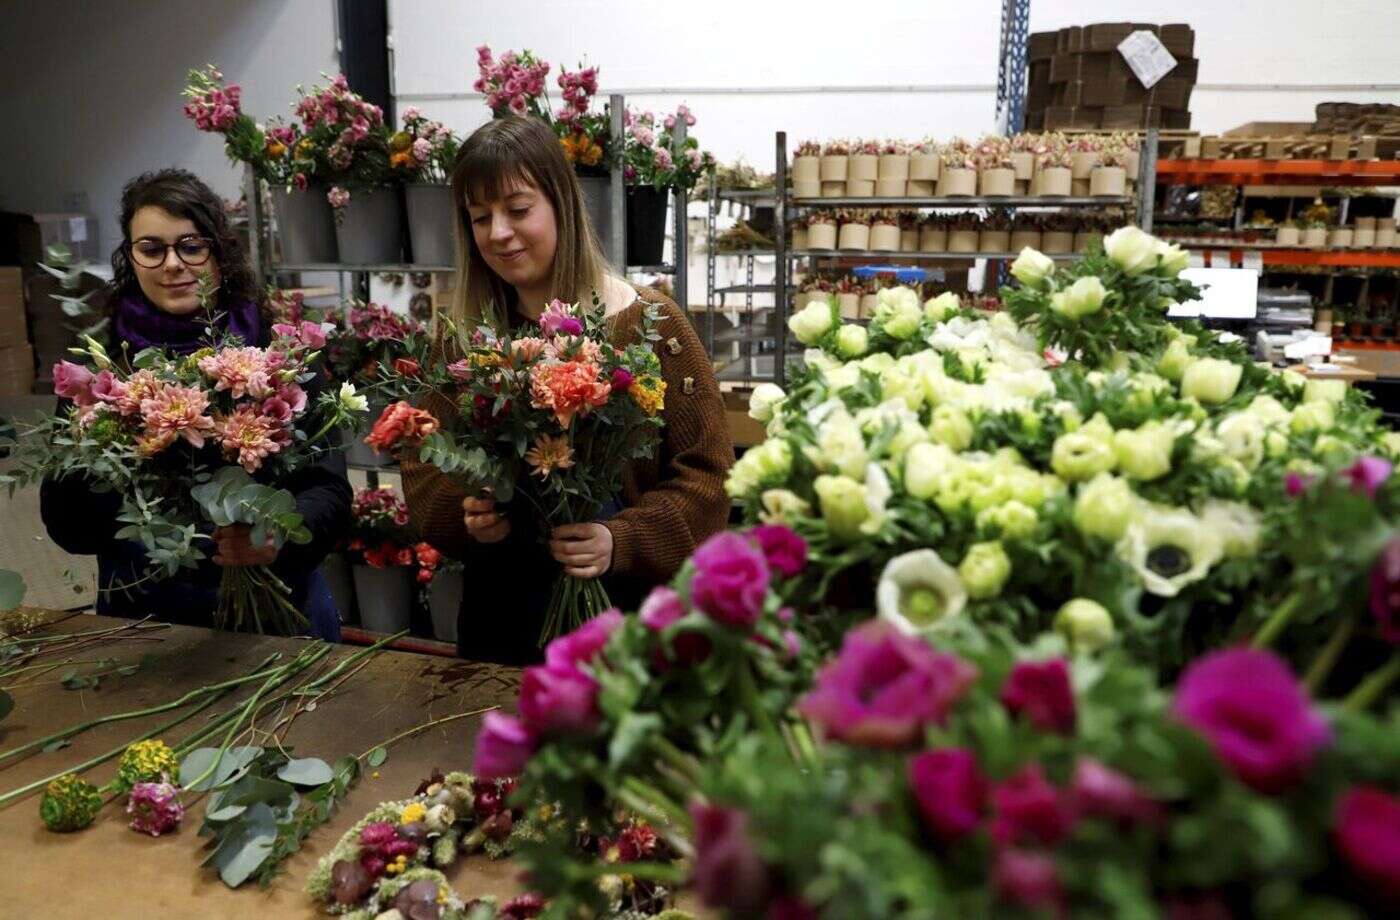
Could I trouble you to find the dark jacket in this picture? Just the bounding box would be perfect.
[39,309,351,639]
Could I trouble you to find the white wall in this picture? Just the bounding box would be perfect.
[389,0,1400,166]
[0,0,340,257]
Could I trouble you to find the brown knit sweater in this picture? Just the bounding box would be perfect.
[402,287,735,584]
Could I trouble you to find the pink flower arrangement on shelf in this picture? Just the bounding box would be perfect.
[973,135,1014,170]
[794,140,822,158]
[393,107,459,184]
[854,138,882,156]
[622,105,714,191]
[822,138,851,156]
[940,137,976,170]
[323,300,424,386]
[11,282,366,633]
[475,45,551,119]
[555,64,600,126]
[345,485,443,583]
[881,139,909,156]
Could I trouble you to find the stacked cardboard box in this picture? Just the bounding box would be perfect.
[1026,23,1196,131]
[0,267,34,395]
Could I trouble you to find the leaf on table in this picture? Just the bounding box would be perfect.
[276,757,334,786]
[366,746,387,767]
[0,569,25,612]
[0,689,13,723]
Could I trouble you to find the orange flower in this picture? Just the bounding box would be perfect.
[529,360,611,428]
[389,150,413,170]
[265,140,287,159]
[364,401,439,453]
[524,433,576,479]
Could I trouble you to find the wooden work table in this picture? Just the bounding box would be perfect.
[0,612,523,918]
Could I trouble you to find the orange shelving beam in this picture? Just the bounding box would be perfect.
[1188,247,1400,269]
[1156,159,1400,187]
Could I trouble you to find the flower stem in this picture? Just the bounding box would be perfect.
[1303,616,1356,694]
[1252,592,1306,649]
[1343,652,1400,712]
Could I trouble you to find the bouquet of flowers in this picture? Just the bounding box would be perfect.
[391,107,460,185]
[622,106,713,191]
[346,485,442,584]
[182,64,300,185]
[3,284,366,633]
[292,73,393,211]
[323,301,424,388]
[366,298,667,642]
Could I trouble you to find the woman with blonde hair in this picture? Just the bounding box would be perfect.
[402,114,734,663]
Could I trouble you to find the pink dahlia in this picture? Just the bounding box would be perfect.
[511,336,550,364]
[216,406,284,472]
[127,781,184,836]
[199,346,275,400]
[139,384,217,448]
[529,359,611,428]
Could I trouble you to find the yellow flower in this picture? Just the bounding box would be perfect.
[631,375,666,415]
[524,433,576,479]
[400,802,427,825]
[385,854,409,875]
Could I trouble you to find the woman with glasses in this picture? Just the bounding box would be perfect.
[38,169,351,639]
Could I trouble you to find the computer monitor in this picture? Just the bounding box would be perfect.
[1167,268,1259,320]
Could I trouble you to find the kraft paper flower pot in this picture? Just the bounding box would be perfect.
[1089,166,1127,197]
[905,180,935,196]
[900,230,919,252]
[919,227,947,252]
[1123,149,1141,181]
[793,180,821,198]
[948,229,979,253]
[819,154,848,182]
[792,156,820,183]
[793,291,812,311]
[321,552,357,626]
[878,153,910,181]
[335,187,405,264]
[352,564,413,634]
[1070,151,1099,179]
[405,183,456,266]
[936,168,977,197]
[1015,179,1032,196]
[791,227,809,250]
[1275,226,1301,247]
[837,223,871,250]
[821,181,846,198]
[875,179,906,198]
[849,153,878,181]
[807,223,838,249]
[909,153,940,181]
[1071,178,1090,196]
[979,230,1011,253]
[869,224,901,251]
[1041,231,1074,254]
[1377,227,1397,248]
[859,293,879,318]
[837,292,861,319]
[271,185,337,263]
[1302,227,1328,248]
[1201,137,1222,158]
[1329,228,1354,248]
[1074,231,1101,253]
[1356,217,1378,231]
[1380,217,1397,231]
[1010,230,1043,252]
[978,168,1016,197]
[1354,227,1376,248]
[1010,152,1034,181]
[626,185,669,265]
[1034,167,1072,197]
[845,179,875,197]
[428,568,463,643]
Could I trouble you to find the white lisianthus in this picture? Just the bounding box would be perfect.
[758,488,810,524]
[876,549,968,635]
[1054,598,1115,654]
[1052,401,1083,431]
[816,409,869,479]
[835,323,869,358]
[959,541,1012,599]
[923,291,961,322]
[904,442,955,500]
[859,352,897,375]
[1052,430,1117,482]
[1116,508,1224,597]
[1073,473,1137,541]
[888,419,931,461]
[1290,400,1336,434]
[803,347,842,375]
[813,474,870,542]
[1312,434,1354,462]
[337,381,369,413]
[725,439,793,498]
[1265,429,1290,458]
[977,500,1038,540]
[747,383,786,423]
[862,462,892,535]
[1153,238,1190,277]
[1215,411,1266,470]
[1246,394,1290,428]
[1156,337,1192,382]
[929,405,975,452]
[788,298,836,344]
[875,287,923,340]
[1103,225,1159,275]
[1180,358,1243,405]
[1050,276,1108,320]
[1199,500,1262,558]
[1383,431,1400,459]
[823,363,862,392]
[1010,247,1056,288]
[1303,378,1347,406]
[880,368,925,412]
[1113,422,1176,481]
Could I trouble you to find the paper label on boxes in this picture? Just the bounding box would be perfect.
[1117,30,1177,89]
[69,217,87,243]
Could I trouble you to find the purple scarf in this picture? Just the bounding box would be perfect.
[112,292,263,355]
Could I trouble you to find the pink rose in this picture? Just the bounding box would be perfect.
[908,748,986,844]
[689,804,772,915]
[260,396,293,425]
[472,712,536,780]
[640,585,685,630]
[990,764,1076,847]
[690,531,770,629]
[1369,536,1400,643]
[993,848,1064,912]
[517,664,600,736]
[1000,658,1076,735]
[747,524,808,578]
[1071,757,1162,825]
[1334,785,1400,903]
[53,360,95,406]
[1345,455,1392,498]
[544,609,623,671]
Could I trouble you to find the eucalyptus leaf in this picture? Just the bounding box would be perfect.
[43,738,71,753]
[213,826,277,886]
[276,757,334,786]
[0,689,13,723]
[0,569,25,612]
[609,712,663,769]
[366,746,387,767]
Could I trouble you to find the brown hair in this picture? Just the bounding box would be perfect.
[448,115,609,331]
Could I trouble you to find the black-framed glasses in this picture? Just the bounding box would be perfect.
[129,235,214,269]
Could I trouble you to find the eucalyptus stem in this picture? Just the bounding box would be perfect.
[619,776,692,833]
[0,652,285,767]
[1343,652,1400,712]
[1304,616,1357,693]
[648,735,703,787]
[4,617,165,648]
[1252,592,1307,649]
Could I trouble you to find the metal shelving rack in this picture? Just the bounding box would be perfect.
[247,93,689,309]
[704,184,779,383]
